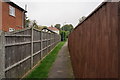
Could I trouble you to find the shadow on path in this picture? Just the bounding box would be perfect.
[48,42,74,78]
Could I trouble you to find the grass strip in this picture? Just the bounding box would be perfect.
[26,41,65,78]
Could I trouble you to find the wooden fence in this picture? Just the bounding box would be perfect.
[68,2,120,78]
[0,27,61,78]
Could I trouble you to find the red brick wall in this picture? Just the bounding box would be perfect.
[2,2,23,32]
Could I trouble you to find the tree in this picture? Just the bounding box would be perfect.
[54,24,61,30]
[25,17,31,28]
[61,24,74,32]
[42,26,47,28]
[79,16,86,23]
[65,31,70,38]
[60,24,74,41]
[60,30,66,41]
[33,20,38,27]
[25,17,39,28]
[34,25,47,30]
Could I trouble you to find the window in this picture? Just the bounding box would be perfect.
[9,5,15,17]
[9,28,15,32]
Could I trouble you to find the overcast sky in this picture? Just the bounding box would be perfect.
[10,0,104,27]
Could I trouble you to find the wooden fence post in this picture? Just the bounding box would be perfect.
[31,27,33,68]
[0,31,5,79]
[46,33,49,53]
[54,34,55,46]
[41,31,43,59]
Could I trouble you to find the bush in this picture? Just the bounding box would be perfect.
[60,31,69,41]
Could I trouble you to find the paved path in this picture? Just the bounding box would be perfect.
[48,42,74,78]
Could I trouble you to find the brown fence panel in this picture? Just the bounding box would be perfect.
[68,2,120,78]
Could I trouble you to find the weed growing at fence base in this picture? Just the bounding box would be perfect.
[26,42,65,78]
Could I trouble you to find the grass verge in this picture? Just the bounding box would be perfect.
[26,41,65,78]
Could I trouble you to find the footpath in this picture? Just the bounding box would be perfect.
[48,42,74,78]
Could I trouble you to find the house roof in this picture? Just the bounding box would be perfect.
[42,27,56,33]
[3,0,27,12]
[47,27,59,31]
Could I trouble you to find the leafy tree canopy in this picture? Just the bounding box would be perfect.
[79,16,86,23]
[25,17,31,28]
[54,24,61,30]
[61,24,74,32]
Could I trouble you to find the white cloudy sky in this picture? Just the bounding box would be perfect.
[10,0,104,27]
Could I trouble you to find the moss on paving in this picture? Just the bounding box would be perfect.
[26,42,65,78]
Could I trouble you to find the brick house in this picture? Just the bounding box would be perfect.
[0,0,27,32]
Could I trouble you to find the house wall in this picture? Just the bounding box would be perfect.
[2,2,23,32]
[54,30,59,34]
